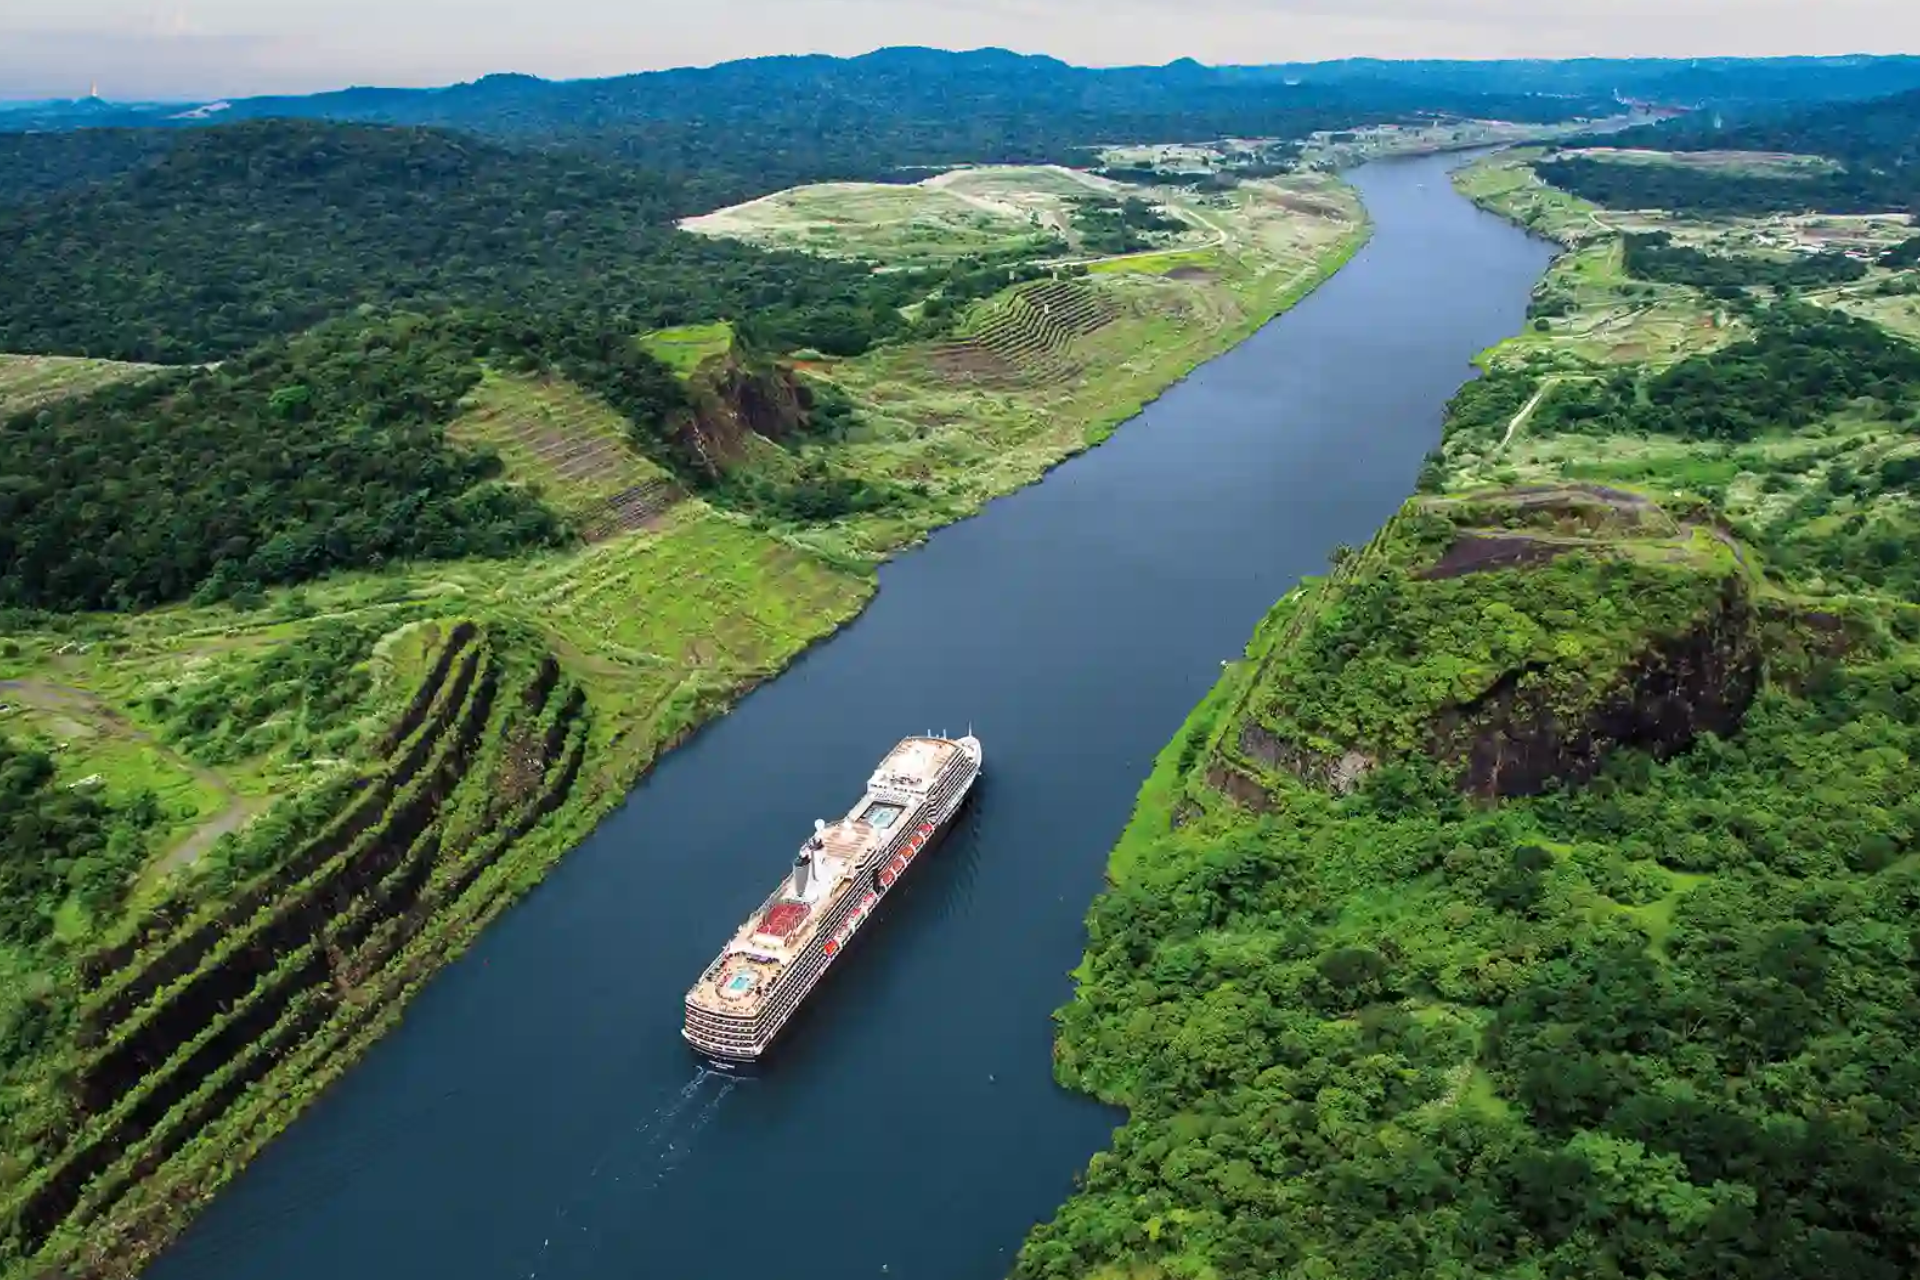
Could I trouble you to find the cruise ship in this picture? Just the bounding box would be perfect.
[683,733,983,1060]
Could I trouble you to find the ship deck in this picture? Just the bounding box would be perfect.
[688,817,882,1016]
[686,737,971,1022]
[872,736,961,792]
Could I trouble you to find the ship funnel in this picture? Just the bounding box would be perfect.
[792,849,813,899]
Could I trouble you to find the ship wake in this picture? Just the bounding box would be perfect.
[526,1067,743,1275]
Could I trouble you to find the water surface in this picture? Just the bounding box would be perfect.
[149,152,1556,1280]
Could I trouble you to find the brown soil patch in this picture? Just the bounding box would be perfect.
[1422,534,1577,580]
[1166,266,1219,283]
[1267,192,1342,218]
[1609,342,1649,361]
[577,479,682,541]
[1476,483,1653,513]
[1572,483,1654,508]
[924,342,1023,384]
[1204,763,1274,812]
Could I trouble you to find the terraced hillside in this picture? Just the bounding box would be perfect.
[768,173,1366,561]
[925,277,1126,385]
[6,621,595,1275]
[448,371,683,541]
[0,355,160,418]
[0,154,1368,1280]
[0,500,872,1280]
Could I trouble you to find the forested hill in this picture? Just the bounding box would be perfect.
[1254,54,1920,114]
[1612,87,1920,177]
[11,49,1622,211]
[1540,87,1920,214]
[0,121,913,363]
[0,130,182,205]
[17,52,1920,214]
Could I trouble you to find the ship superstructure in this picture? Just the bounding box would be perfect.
[683,733,983,1060]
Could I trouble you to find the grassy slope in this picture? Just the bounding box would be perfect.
[1554,146,1844,177]
[0,503,870,1277]
[1447,150,1920,588]
[679,165,1213,265]
[1455,149,1920,354]
[785,170,1369,562]
[446,369,678,520]
[1,162,1368,1279]
[1016,153,1920,1280]
[0,355,161,418]
[682,179,1061,264]
[1452,151,1748,369]
[637,322,737,377]
[1,502,868,891]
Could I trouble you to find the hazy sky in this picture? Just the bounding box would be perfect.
[3,0,1916,101]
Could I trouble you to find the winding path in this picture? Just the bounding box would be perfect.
[0,677,263,872]
[1497,375,1583,453]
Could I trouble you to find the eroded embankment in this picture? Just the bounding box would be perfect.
[5,624,593,1279]
[1195,487,1766,811]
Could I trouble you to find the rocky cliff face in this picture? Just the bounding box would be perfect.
[1431,577,1762,799]
[672,352,814,475]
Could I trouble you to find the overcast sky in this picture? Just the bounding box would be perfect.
[3,0,1916,102]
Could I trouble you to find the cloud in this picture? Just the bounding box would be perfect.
[2,0,1918,101]
[0,30,287,100]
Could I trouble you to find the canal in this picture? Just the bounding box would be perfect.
[147,151,1557,1280]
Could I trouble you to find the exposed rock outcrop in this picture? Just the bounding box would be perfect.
[1433,578,1761,799]
[673,350,814,474]
[1238,723,1376,795]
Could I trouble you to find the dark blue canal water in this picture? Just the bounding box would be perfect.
[146,151,1557,1280]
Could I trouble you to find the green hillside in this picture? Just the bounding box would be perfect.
[0,121,912,364]
[1016,150,1920,1280]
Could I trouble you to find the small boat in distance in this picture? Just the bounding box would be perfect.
[683,733,984,1061]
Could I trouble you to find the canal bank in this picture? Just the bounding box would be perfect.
[146,151,1557,1280]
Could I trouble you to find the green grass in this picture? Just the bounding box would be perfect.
[0,682,231,866]
[1620,870,1713,960]
[0,354,163,418]
[1825,277,1920,343]
[680,180,1057,264]
[1558,147,1843,179]
[637,322,736,378]
[1086,247,1221,276]
[1453,157,1741,372]
[448,369,675,519]
[1453,149,1605,246]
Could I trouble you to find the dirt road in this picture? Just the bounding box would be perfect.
[0,677,264,873]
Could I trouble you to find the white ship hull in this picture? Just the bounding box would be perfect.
[683,736,982,1061]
